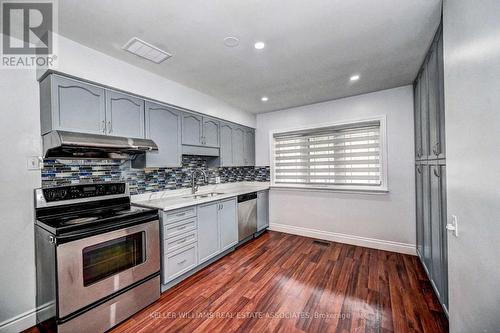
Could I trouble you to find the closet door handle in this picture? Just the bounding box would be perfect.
[416,166,422,174]
[107,120,112,134]
[433,166,440,178]
[432,142,440,155]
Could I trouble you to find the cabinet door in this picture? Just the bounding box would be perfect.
[420,64,430,159]
[414,78,423,160]
[257,190,269,231]
[427,44,441,159]
[232,127,245,166]
[197,202,220,263]
[415,164,424,257]
[430,163,445,300]
[440,165,448,309]
[182,113,203,146]
[219,198,238,251]
[202,117,220,147]
[422,164,432,274]
[51,76,106,135]
[220,123,233,166]
[144,101,181,167]
[105,91,145,138]
[244,129,255,166]
[437,31,446,159]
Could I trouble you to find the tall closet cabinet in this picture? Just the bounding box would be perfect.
[414,24,448,313]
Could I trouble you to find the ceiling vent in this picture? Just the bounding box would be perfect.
[122,37,172,64]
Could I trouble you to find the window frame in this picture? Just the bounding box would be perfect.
[269,116,388,193]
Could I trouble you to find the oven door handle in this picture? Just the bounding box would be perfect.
[56,214,158,244]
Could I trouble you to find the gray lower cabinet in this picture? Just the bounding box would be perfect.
[219,198,238,251]
[105,90,145,138]
[40,75,106,135]
[415,164,424,257]
[232,126,245,166]
[140,101,182,167]
[422,163,433,273]
[197,202,220,263]
[182,112,203,146]
[219,122,233,166]
[257,190,269,231]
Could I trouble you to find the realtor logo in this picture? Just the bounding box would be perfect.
[1,0,57,68]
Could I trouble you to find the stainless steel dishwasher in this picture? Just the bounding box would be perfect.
[238,192,257,241]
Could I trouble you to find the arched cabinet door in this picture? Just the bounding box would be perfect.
[144,101,182,167]
[45,75,106,135]
[105,91,145,138]
[181,113,203,146]
[220,123,233,166]
[202,117,220,147]
[232,126,245,166]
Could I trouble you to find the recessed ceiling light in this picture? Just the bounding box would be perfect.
[224,36,239,47]
[261,96,269,102]
[254,41,265,50]
[350,74,360,81]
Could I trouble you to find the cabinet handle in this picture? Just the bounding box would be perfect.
[177,259,187,265]
[177,237,188,244]
[101,120,106,133]
[417,147,422,158]
[107,120,112,134]
[432,142,440,155]
[416,166,422,174]
[176,212,186,217]
[433,167,440,178]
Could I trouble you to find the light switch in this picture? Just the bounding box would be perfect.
[27,156,42,170]
[446,215,459,237]
[215,176,221,184]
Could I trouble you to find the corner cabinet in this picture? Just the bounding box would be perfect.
[40,75,106,135]
[414,24,448,312]
[244,129,255,166]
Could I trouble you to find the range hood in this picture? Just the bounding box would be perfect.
[42,130,158,159]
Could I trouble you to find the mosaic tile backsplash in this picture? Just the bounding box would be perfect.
[42,156,270,195]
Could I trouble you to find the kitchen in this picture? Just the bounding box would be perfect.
[0,1,499,333]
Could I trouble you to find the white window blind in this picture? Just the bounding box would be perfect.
[273,120,383,188]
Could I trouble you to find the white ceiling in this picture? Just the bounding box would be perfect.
[58,0,442,113]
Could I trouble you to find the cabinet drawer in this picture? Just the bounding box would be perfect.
[164,244,197,283]
[164,218,196,239]
[165,231,197,253]
[164,206,196,224]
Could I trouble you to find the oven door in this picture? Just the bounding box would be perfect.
[56,219,160,318]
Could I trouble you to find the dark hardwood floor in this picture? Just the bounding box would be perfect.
[25,231,448,333]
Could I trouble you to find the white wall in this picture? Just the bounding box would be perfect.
[45,35,256,128]
[443,0,500,331]
[256,86,416,253]
[0,35,254,332]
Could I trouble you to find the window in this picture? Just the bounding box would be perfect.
[271,117,387,192]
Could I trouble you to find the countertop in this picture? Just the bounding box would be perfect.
[131,182,270,211]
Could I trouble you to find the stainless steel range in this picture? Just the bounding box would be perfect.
[34,182,160,333]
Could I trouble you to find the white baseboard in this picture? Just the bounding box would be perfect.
[0,302,54,333]
[269,223,416,255]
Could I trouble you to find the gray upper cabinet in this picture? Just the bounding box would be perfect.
[244,129,255,166]
[219,198,238,251]
[143,101,182,167]
[232,126,245,166]
[437,32,446,159]
[197,202,220,264]
[414,76,422,160]
[420,65,430,160]
[181,113,203,146]
[257,190,269,231]
[40,75,106,135]
[202,117,220,147]
[220,122,233,166]
[105,91,145,138]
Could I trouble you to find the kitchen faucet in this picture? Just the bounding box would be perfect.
[191,169,207,194]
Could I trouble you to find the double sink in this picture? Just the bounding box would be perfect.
[181,192,225,200]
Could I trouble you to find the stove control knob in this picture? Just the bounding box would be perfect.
[57,189,67,200]
[45,190,56,201]
[110,185,117,194]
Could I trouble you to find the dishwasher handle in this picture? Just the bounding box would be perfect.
[238,192,257,203]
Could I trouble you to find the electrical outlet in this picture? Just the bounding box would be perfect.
[215,176,221,184]
[27,156,42,170]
